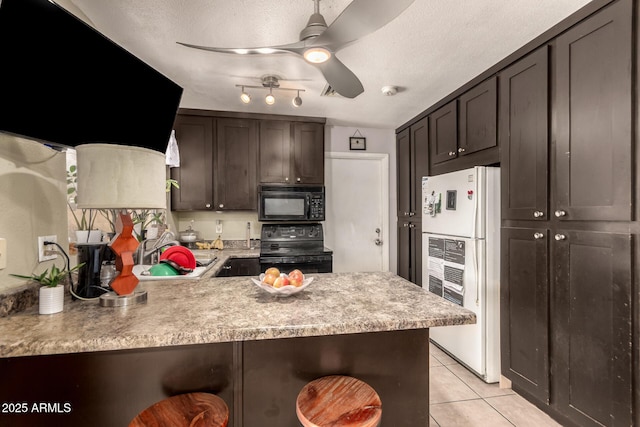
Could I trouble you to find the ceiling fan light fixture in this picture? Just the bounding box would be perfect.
[292,90,303,107]
[304,47,331,64]
[240,87,251,104]
[265,88,275,105]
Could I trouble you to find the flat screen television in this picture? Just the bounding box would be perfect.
[0,0,183,152]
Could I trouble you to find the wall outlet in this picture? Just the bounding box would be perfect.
[38,235,57,262]
[216,220,223,234]
[0,238,6,270]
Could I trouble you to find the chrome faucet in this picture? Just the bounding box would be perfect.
[136,230,180,265]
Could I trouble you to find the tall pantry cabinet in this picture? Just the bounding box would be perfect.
[396,117,428,285]
[500,1,633,426]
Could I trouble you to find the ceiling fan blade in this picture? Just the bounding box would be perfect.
[316,56,364,99]
[312,0,416,49]
[176,40,306,56]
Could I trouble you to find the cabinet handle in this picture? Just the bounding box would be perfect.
[403,223,409,227]
[533,232,544,239]
[409,212,415,217]
[533,210,544,218]
[408,223,415,228]
[222,265,232,270]
[403,211,410,216]
[554,234,566,241]
[296,177,301,182]
[219,204,224,209]
[458,147,465,153]
[448,151,456,156]
[285,177,289,182]
[555,210,567,217]
[205,203,211,208]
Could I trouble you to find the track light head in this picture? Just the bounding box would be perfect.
[265,88,275,105]
[292,90,303,107]
[240,86,251,104]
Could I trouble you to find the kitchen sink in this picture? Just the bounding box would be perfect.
[133,257,218,281]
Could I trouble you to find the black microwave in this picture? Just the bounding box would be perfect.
[258,185,325,222]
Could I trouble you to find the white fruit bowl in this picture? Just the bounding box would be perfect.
[251,274,314,297]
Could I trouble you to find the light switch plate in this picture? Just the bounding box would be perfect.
[0,238,6,269]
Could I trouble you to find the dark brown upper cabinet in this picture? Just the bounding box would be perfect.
[429,100,457,165]
[429,77,499,175]
[554,0,632,222]
[458,76,497,156]
[259,120,324,185]
[397,117,429,219]
[170,115,214,211]
[500,47,549,221]
[214,118,258,210]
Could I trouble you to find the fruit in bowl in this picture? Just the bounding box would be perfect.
[265,267,280,277]
[288,269,305,287]
[273,275,290,288]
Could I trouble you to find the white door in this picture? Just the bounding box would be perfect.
[325,152,389,272]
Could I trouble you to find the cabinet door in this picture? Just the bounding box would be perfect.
[555,0,632,221]
[429,100,457,164]
[500,227,549,403]
[259,120,291,184]
[500,47,549,221]
[214,118,258,210]
[459,76,497,156]
[396,128,411,218]
[551,230,632,426]
[397,220,421,285]
[292,122,324,184]
[170,115,214,210]
[411,117,429,216]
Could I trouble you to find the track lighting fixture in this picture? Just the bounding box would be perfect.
[235,75,305,107]
[292,90,303,107]
[240,86,251,104]
[265,88,275,105]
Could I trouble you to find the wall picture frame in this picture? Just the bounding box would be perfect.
[349,137,366,150]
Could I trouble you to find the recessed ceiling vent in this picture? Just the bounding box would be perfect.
[320,84,341,97]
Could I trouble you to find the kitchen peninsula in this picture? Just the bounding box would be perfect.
[0,272,474,426]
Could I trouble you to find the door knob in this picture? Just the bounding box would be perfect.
[555,210,567,217]
[533,211,544,218]
[554,234,566,241]
[533,232,544,239]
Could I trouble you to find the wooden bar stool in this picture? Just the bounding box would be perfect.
[296,375,382,427]
[129,392,229,427]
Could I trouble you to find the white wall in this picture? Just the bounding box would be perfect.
[0,133,68,293]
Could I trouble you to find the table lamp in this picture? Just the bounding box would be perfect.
[76,143,166,307]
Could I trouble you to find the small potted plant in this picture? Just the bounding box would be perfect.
[11,263,84,314]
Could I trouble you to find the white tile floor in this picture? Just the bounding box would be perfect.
[429,343,562,427]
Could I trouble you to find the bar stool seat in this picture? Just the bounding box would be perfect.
[129,392,229,427]
[296,375,382,427]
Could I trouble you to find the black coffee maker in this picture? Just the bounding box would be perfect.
[76,243,114,298]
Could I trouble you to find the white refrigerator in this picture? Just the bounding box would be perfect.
[421,166,500,383]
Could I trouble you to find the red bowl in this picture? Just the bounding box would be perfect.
[159,246,196,270]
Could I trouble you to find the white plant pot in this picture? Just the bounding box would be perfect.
[39,285,64,315]
[76,230,102,244]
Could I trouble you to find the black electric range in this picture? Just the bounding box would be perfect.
[259,223,333,273]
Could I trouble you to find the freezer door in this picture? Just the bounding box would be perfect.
[422,233,499,383]
[421,166,485,238]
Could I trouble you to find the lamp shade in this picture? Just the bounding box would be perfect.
[76,144,166,209]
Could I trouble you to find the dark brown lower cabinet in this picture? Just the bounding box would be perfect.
[500,227,549,403]
[216,258,261,277]
[552,230,632,427]
[397,220,421,286]
[502,228,633,426]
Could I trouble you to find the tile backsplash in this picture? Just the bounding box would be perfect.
[174,211,260,241]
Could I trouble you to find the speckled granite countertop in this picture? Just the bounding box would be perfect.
[0,271,475,358]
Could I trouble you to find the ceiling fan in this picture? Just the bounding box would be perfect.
[177,0,415,99]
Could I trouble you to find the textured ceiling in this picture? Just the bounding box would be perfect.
[55,0,592,129]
